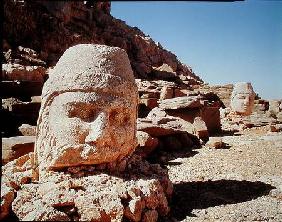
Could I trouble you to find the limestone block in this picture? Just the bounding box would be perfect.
[2,63,46,82]
[2,136,35,164]
[18,124,36,136]
[158,96,203,110]
[136,131,159,157]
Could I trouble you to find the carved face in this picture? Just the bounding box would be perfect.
[47,91,137,168]
[231,93,254,115]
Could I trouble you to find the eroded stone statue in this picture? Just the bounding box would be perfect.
[33,44,138,179]
[2,44,171,222]
[230,82,255,116]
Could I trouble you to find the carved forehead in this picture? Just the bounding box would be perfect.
[51,91,135,108]
[233,83,254,93]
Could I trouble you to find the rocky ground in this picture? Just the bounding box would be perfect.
[161,126,282,221]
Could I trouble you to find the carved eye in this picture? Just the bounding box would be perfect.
[109,110,119,122]
[122,116,130,125]
[109,109,130,125]
[66,104,98,122]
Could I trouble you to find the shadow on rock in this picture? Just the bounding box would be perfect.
[147,150,199,167]
[212,130,242,137]
[170,180,275,221]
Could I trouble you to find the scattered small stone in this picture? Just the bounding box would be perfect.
[206,137,224,149]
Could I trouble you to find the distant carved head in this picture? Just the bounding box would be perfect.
[34,44,138,178]
[230,82,255,116]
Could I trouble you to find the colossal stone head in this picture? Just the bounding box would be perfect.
[34,44,138,178]
[230,82,255,116]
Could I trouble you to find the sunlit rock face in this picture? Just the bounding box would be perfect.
[230,82,255,116]
[33,44,138,179]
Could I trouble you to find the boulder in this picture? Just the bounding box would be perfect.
[18,124,36,136]
[206,137,224,149]
[137,117,196,137]
[159,85,174,100]
[269,100,281,115]
[136,131,159,157]
[152,63,177,80]
[193,117,209,141]
[158,96,203,110]
[2,63,46,82]
[201,106,221,133]
[0,179,15,220]
[277,112,282,122]
[140,98,159,109]
[269,124,282,132]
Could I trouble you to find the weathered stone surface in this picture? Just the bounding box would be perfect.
[253,99,269,113]
[9,154,171,222]
[152,63,177,80]
[31,96,42,103]
[193,117,209,141]
[2,153,33,190]
[230,82,255,116]
[0,179,15,220]
[222,111,279,132]
[34,44,138,177]
[136,131,159,157]
[159,85,174,100]
[18,124,36,136]
[194,83,234,108]
[269,124,282,132]
[140,98,159,109]
[142,209,158,222]
[201,106,221,133]
[1,44,173,222]
[2,63,46,82]
[158,96,203,110]
[174,88,189,97]
[137,119,183,137]
[2,136,35,164]
[137,117,196,137]
[277,112,282,122]
[2,97,23,111]
[163,104,221,134]
[269,100,281,115]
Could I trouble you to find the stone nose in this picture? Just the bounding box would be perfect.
[84,112,109,145]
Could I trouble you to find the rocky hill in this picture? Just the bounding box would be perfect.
[3,0,202,83]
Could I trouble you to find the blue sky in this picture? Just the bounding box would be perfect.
[111,1,282,99]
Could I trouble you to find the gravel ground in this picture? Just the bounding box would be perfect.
[164,127,282,221]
